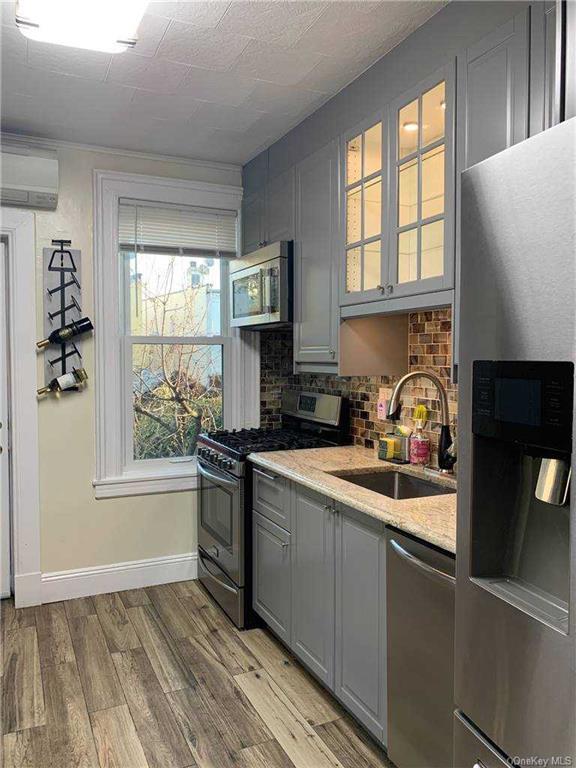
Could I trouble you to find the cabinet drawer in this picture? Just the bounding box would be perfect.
[252,466,291,531]
[454,712,509,768]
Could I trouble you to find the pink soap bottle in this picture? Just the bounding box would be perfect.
[410,419,430,466]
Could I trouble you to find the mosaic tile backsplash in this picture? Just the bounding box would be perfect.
[260,308,458,465]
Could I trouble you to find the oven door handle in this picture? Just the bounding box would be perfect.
[199,553,238,595]
[197,460,238,491]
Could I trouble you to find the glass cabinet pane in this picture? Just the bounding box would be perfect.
[421,220,444,279]
[364,178,381,239]
[398,228,418,284]
[398,98,419,158]
[364,242,380,290]
[347,134,362,185]
[346,247,361,292]
[364,122,382,177]
[346,186,361,244]
[421,145,444,219]
[422,81,445,147]
[398,159,417,227]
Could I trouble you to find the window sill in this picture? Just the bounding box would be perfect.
[93,468,199,499]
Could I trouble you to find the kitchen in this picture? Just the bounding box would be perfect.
[0,1,574,767]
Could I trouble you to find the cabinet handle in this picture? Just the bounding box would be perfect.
[281,541,289,549]
[254,468,278,482]
[329,348,336,359]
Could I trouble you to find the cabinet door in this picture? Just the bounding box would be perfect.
[530,1,563,135]
[294,140,339,367]
[453,10,529,371]
[457,10,529,169]
[291,485,335,687]
[340,115,388,306]
[242,192,265,255]
[253,512,291,644]
[387,63,455,300]
[334,504,387,744]
[267,167,295,243]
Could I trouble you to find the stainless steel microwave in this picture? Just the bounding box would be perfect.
[229,241,292,329]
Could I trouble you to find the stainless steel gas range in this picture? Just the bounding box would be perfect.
[196,390,348,628]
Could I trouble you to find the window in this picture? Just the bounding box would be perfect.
[93,171,251,498]
[119,202,234,465]
[344,120,383,293]
[394,80,447,284]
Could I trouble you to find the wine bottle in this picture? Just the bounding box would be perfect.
[37,367,88,396]
[37,317,94,349]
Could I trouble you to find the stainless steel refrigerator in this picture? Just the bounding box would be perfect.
[455,118,576,764]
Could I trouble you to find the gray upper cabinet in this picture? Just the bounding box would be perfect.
[387,63,456,301]
[242,191,266,255]
[334,504,387,744]
[340,113,389,306]
[267,167,295,243]
[241,156,295,255]
[252,511,291,644]
[294,140,340,370]
[242,151,269,255]
[457,10,529,170]
[453,9,529,371]
[291,485,335,687]
[530,1,563,134]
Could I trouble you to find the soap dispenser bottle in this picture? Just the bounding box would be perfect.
[410,419,431,466]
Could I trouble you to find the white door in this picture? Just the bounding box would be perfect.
[0,241,11,597]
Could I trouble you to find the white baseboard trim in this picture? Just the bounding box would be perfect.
[14,571,42,608]
[41,551,198,604]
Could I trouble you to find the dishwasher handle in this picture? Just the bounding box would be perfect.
[390,538,455,587]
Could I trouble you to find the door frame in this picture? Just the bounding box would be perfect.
[0,209,41,607]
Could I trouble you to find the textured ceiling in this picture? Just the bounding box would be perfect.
[0,0,446,165]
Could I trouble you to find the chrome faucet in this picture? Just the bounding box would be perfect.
[386,370,456,472]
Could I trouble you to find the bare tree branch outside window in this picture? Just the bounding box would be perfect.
[127,251,223,460]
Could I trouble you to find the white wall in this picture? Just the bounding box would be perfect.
[31,144,241,573]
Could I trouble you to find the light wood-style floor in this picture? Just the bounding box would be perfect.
[0,581,393,768]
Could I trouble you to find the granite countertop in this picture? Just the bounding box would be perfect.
[248,445,457,554]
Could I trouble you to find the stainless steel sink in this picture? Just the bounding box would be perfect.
[335,471,456,499]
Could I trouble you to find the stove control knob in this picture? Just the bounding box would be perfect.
[224,459,233,471]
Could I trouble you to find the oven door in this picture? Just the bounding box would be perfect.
[197,460,244,585]
[230,263,268,327]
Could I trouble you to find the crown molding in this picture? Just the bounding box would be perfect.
[0,131,242,173]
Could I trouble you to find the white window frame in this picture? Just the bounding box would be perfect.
[93,170,259,499]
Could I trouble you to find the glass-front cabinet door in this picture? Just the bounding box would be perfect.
[341,114,389,305]
[388,64,455,298]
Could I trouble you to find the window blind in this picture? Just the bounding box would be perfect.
[119,201,238,258]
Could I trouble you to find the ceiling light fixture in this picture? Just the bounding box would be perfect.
[403,122,419,133]
[15,0,149,54]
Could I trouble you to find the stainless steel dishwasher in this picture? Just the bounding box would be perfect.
[386,528,456,768]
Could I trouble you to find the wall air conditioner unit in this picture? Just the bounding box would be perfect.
[1,144,58,210]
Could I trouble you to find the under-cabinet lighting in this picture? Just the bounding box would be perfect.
[403,122,419,132]
[15,0,148,53]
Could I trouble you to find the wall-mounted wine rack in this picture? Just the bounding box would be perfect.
[42,239,83,385]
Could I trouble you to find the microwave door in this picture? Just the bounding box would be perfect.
[230,264,270,327]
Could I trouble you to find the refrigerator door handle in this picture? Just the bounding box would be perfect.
[390,538,456,586]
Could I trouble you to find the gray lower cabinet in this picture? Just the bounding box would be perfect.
[294,140,340,370]
[291,485,335,687]
[252,511,291,644]
[334,503,387,744]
